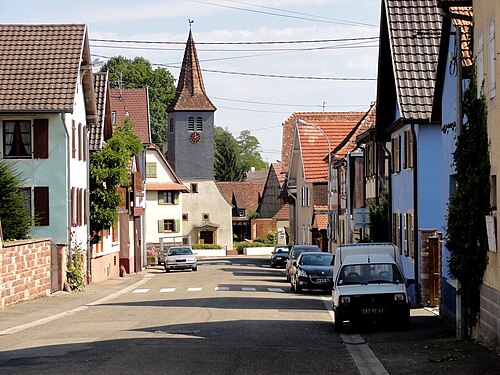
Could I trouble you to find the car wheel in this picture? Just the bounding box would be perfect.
[193,266,198,272]
[334,312,344,333]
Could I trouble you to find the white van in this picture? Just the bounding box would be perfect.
[331,243,411,332]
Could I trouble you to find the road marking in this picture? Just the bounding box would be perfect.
[267,287,284,292]
[132,289,149,293]
[0,277,150,336]
[233,263,241,266]
[217,263,225,265]
[248,264,256,267]
[160,288,176,293]
[321,297,389,375]
[187,287,203,292]
[262,265,271,268]
[215,287,230,291]
[242,287,257,291]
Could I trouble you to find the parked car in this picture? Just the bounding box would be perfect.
[164,246,198,272]
[286,244,321,281]
[289,252,334,292]
[270,245,290,268]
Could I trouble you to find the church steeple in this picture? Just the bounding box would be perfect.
[167,30,216,112]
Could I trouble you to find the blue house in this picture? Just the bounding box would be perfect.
[375,0,444,306]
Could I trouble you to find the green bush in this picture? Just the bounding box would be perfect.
[234,241,274,254]
[192,243,222,249]
[267,231,277,243]
[66,250,85,291]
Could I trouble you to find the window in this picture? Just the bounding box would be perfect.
[488,21,496,99]
[111,111,117,125]
[196,117,203,131]
[188,117,195,132]
[478,34,485,97]
[34,186,49,226]
[158,191,178,205]
[169,118,174,132]
[157,219,179,233]
[19,187,32,213]
[300,186,310,207]
[191,183,198,193]
[112,221,119,242]
[392,212,402,252]
[146,162,157,178]
[238,208,245,217]
[202,213,210,221]
[3,120,31,157]
[182,213,188,221]
[365,143,376,177]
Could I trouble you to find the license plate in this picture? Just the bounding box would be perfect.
[361,307,384,315]
[316,279,328,283]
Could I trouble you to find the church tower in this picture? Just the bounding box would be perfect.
[167,30,216,179]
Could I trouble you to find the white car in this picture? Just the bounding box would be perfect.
[164,246,198,272]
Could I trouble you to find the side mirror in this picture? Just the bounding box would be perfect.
[406,278,415,286]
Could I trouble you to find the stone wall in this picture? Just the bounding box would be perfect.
[479,283,500,349]
[0,238,52,308]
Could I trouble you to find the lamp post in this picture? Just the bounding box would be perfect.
[296,119,332,253]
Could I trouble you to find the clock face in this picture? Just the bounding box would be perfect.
[190,132,201,143]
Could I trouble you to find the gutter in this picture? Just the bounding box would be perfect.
[60,112,72,259]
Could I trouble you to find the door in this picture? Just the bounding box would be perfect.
[200,230,214,244]
[428,236,440,306]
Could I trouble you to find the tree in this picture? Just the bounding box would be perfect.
[214,127,245,181]
[102,56,176,144]
[368,189,389,242]
[0,160,32,240]
[89,117,143,243]
[237,130,268,172]
[444,64,490,335]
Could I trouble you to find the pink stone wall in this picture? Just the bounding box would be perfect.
[0,238,52,308]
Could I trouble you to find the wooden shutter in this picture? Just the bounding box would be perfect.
[174,192,179,205]
[78,123,83,161]
[33,119,49,159]
[403,131,408,169]
[83,126,87,161]
[158,191,165,205]
[84,189,87,225]
[174,219,180,232]
[34,186,49,226]
[408,130,414,168]
[158,220,164,233]
[72,121,76,159]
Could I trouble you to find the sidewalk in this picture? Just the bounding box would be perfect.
[0,270,149,335]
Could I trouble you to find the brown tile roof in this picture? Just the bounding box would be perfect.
[90,72,108,151]
[244,169,268,184]
[450,6,473,68]
[110,88,151,144]
[217,181,263,215]
[272,162,286,187]
[334,103,377,157]
[384,0,442,120]
[0,24,92,113]
[168,30,216,112]
[273,204,289,220]
[294,112,367,182]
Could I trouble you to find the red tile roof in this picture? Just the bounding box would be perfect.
[145,183,189,192]
[450,6,473,68]
[110,88,151,144]
[273,204,289,220]
[293,112,367,182]
[0,24,94,114]
[168,30,216,112]
[217,181,263,215]
[272,162,286,187]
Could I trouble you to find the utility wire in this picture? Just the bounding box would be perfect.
[212,96,367,108]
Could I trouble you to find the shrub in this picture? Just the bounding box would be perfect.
[192,243,222,249]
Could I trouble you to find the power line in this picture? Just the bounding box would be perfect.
[90,36,378,45]
[186,0,378,27]
[212,96,368,108]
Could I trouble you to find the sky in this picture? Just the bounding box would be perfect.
[0,0,381,164]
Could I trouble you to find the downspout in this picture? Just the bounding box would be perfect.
[86,125,91,282]
[412,124,420,305]
[346,153,352,243]
[60,112,72,259]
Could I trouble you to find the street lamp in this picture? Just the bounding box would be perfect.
[296,119,332,253]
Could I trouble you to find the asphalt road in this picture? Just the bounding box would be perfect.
[0,256,499,374]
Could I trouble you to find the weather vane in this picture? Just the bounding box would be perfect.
[188,19,194,28]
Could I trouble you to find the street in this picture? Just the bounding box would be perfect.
[0,256,499,374]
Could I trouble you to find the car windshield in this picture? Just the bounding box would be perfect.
[337,263,404,285]
[292,247,320,259]
[275,249,289,254]
[300,253,334,266]
[168,248,193,256]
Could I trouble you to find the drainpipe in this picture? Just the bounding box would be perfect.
[86,125,91,283]
[346,153,352,243]
[381,142,392,241]
[412,124,420,305]
[60,112,72,259]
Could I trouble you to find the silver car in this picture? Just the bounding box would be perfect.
[164,246,198,272]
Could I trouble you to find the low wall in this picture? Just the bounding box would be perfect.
[0,238,52,308]
[243,246,274,256]
[90,251,120,283]
[193,249,226,257]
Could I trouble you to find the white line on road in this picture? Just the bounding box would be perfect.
[321,297,389,375]
[262,265,271,268]
[132,289,150,293]
[0,277,151,336]
[187,287,203,292]
[267,288,284,292]
[215,287,230,291]
[241,287,257,291]
[160,288,176,293]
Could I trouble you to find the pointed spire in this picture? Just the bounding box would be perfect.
[167,30,216,112]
